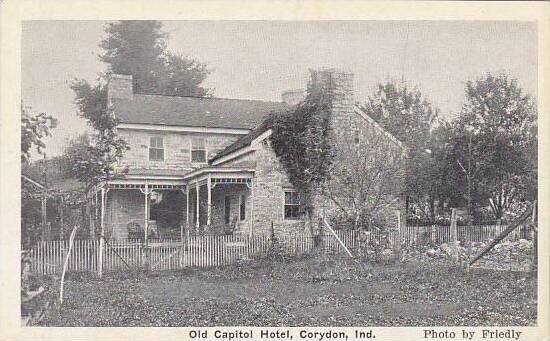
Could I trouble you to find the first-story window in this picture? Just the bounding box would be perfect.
[284,191,300,219]
[239,195,246,221]
[191,137,206,163]
[149,136,164,161]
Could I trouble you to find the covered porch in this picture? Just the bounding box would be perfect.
[184,167,255,236]
[91,176,187,241]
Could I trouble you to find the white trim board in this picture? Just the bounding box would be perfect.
[118,123,251,135]
[210,129,272,166]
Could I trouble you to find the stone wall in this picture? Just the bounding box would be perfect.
[115,129,242,173]
[249,140,307,236]
[215,139,308,236]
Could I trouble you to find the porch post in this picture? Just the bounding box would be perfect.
[41,195,47,241]
[144,183,149,242]
[195,184,200,228]
[95,189,99,222]
[186,187,190,228]
[249,179,254,238]
[143,183,150,272]
[98,186,106,278]
[59,196,65,240]
[207,177,212,226]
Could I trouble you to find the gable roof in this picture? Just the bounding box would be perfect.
[113,94,289,130]
[210,104,406,165]
[209,120,272,164]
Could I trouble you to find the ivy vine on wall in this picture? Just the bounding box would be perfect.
[268,86,334,196]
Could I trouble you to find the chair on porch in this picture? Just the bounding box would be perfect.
[126,220,158,240]
[224,215,238,235]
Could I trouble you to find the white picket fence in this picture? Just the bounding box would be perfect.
[28,231,362,275]
[402,224,531,245]
[28,224,528,275]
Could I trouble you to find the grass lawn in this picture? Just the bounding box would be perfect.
[41,255,537,326]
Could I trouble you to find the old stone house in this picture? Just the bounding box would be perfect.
[94,68,404,240]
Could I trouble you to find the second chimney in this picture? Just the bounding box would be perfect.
[108,74,133,104]
[281,89,306,106]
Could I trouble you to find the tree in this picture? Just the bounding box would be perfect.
[451,73,537,221]
[67,21,211,187]
[60,133,123,189]
[21,103,57,164]
[323,130,405,230]
[359,81,439,222]
[65,81,128,189]
[99,20,211,97]
[359,81,438,151]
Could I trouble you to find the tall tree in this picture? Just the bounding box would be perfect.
[68,81,128,189]
[360,81,438,151]
[359,81,439,222]
[451,73,537,221]
[99,20,210,97]
[68,20,211,187]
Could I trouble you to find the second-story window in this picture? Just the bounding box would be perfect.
[149,136,164,161]
[191,138,206,163]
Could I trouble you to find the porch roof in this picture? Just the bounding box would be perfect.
[183,167,255,186]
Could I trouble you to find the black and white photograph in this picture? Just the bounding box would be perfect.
[1,1,549,340]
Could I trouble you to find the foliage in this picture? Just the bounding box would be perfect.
[359,81,440,223]
[21,104,58,164]
[269,85,334,194]
[62,132,128,188]
[359,81,438,151]
[65,20,212,187]
[405,123,454,223]
[99,20,211,97]
[67,82,128,189]
[448,73,537,220]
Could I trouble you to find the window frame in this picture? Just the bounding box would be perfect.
[149,136,164,161]
[283,190,301,220]
[191,137,207,163]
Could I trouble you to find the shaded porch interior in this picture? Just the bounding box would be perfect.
[97,169,255,240]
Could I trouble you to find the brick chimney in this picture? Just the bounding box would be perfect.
[108,74,133,104]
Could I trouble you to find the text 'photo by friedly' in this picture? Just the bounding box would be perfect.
[17,18,539,333]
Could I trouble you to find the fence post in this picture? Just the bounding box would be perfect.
[98,187,105,278]
[531,200,537,272]
[59,226,78,304]
[393,210,402,261]
[450,208,459,264]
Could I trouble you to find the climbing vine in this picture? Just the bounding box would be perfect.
[269,85,334,194]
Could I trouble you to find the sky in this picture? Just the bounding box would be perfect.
[22,20,537,157]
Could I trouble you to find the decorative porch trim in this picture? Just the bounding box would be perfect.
[211,177,252,188]
[107,183,185,190]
